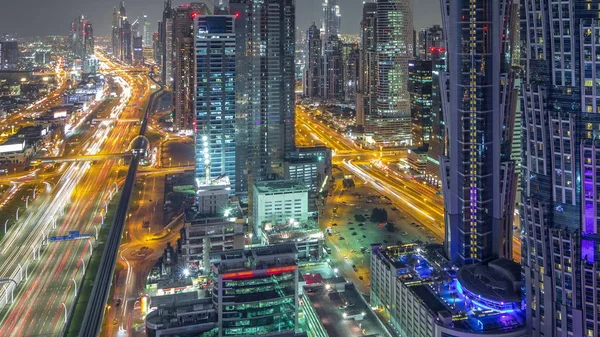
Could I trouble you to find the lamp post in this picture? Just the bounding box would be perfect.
[60,302,68,324]
[80,257,86,274]
[15,207,20,221]
[0,278,17,304]
[71,278,77,294]
[4,219,8,234]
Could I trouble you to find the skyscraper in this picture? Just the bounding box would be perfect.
[132,36,143,66]
[322,35,344,100]
[416,25,444,61]
[408,60,432,148]
[71,16,96,73]
[160,0,174,87]
[121,18,132,64]
[229,0,296,192]
[356,2,377,131]
[195,15,237,191]
[343,42,360,103]
[142,14,152,47]
[0,41,18,70]
[173,5,196,133]
[111,6,120,56]
[368,0,413,146]
[425,46,447,186]
[303,23,321,99]
[322,0,341,40]
[440,0,518,265]
[520,1,600,336]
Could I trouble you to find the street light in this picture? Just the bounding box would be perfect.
[80,257,86,274]
[60,302,68,324]
[15,207,20,221]
[71,278,77,294]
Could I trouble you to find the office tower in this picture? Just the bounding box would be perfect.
[132,36,143,65]
[71,16,85,59]
[356,2,377,130]
[0,41,18,70]
[322,35,344,100]
[440,0,517,265]
[416,25,444,61]
[142,15,152,47]
[160,0,174,87]
[83,21,96,73]
[368,0,413,146]
[322,0,341,40]
[195,15,236,191]
[303,23,321,99]
[408,60,432,148]
[425,46,447,186]
[131,18,140,38]
[173,5,195,132]
[342,42,359,103]
[152,31,159,64]
[229,0,296,191]
[520,1,600,336]
[111,7,120,56]
[121,19,132,64]
[211,244,299,336]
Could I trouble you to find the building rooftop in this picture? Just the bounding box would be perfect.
[373,244,525,334]
[211,244,298,274]
[253,179,308,194]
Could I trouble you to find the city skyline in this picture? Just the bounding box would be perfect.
[0,0,442,37]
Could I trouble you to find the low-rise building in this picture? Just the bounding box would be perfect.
[370,243,526,337]
[252,180,309,240]
[261,219,323,260]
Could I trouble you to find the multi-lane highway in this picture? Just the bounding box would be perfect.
[0,53,154,337]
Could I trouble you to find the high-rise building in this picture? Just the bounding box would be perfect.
[425,47,447,186]
[0,41,18,70]
[160,0,174,87]
[303,23,321,99]
[195,15,236,191]
[132,36,143,66]
[229,0,296,192]
[440,0,518,266]
[111,6,120,57]
[173,5,195,132]
[71,16,96,73]
[416,25,444,61]
[322,35,344,101]
[322,0,341,40]
[121,18,132,64]
[142,14,152,47]
[520,1,600,336]
[356,2,377,131]
[367,0,413,146]
[408,60,432,148]
[343,42,359,103]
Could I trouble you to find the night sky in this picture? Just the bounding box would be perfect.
[0,0,441,37]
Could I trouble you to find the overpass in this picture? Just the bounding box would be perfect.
[31,153,131,164]
[91,118,139,123]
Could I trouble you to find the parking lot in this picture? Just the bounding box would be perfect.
[321,168,440,294]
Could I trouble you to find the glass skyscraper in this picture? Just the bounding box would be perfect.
[521,1,600,335]
[440,0,518,266]
[195,15,236,190]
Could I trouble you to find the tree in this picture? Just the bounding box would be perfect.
[354,214,366,222]
[370,208,388,223]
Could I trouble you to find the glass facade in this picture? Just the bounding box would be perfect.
[195,15,236,191]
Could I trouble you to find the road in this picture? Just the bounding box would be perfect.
[0,53,153,337]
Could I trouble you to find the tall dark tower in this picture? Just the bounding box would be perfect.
[521,1,600,335]
[304,23,321,99]
[160,0,174,87]
[229,0,296,195]
[111,7,120,56]
[440,0,518,265]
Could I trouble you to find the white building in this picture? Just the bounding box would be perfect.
[252,180,309,240]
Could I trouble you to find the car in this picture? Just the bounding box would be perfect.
[338,305,346,310]
[342,201,347,205]
[359,276,364,280]
[349,228,355,231]
[402,232,408,236]
[328,232,332,236]
[352,232,358,236]
[332,223,338,226]
[352,265,358,271]
[358,223,364,227]
[362,234,367,238]
[113,319,118,325]
[351,249,357,253]
[339,237,345,240]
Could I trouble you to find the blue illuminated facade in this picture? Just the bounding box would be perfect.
[194,15,236,191]
[440,0,518,266]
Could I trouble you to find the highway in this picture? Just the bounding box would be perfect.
[0,53,154,337]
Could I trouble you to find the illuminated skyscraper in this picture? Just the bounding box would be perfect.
[440,0,518,265]
[322,35,344,100]
[367,0,413,146]
[194,15,236,191]
[142,14,152,47]
[408,60,432,148]
[520,1,600,335]
[160,0,174,87]
[322,0,341,40]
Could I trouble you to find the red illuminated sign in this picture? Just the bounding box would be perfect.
[222,266,297,280]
